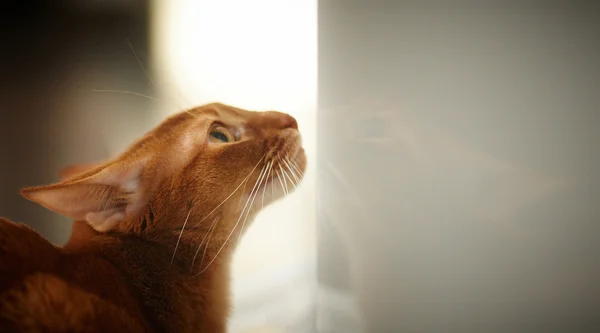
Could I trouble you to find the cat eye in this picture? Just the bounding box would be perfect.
[209,125,235,143]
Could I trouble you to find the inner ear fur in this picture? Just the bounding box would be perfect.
[22,157,153,232]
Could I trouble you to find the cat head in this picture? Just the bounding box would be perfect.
[22,103,306,243]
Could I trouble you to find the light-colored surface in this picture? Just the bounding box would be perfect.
[151,1,317,331]
[316,2,600,332]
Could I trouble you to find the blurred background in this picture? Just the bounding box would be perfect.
[1,1,599,333]
[1,1,315,332]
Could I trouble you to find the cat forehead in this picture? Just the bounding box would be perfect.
[189,103,257,127]
[151,104,248,134]
[187,103,289,132]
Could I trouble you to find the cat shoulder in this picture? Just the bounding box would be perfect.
[0,218,59,278]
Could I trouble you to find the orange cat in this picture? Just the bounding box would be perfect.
[0,103,306,332]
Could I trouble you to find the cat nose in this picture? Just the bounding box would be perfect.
[266,111,298,130]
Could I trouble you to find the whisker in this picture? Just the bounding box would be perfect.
[196,163,268,275]
[282,156,297,176]
[275,169,287,196]
[237,165,268,238]
[237,176,249,211]
[278,163,291,195]
[197,165,266,271]
[183,109,200,119]
[192,154,266,229]
[271,165,275,199]
[287,162,305,191]
[192,164,263,272]
[92,89,157,100]
[127,39,156,86]
[127,38,198,119]
[236,161,271,247]
[262,172,269,212]
[288,167,301,189]
[189,154,266,271]
[277,154,291,193]
[193,215,219,273]
[288,158,305,179]
[261,160,274,208]
[170,207,193,267]
[280,164,297,190]
[282,157,301,187]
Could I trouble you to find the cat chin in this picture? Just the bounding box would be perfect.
[292,148,307,170]
[286,136,304,159]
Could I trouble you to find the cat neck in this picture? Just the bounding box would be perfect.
[92,219,239,333]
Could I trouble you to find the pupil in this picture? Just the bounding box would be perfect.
[211,131,229,142]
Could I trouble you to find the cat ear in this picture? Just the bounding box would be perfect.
[59,162,104,181]
[22,157,152,232]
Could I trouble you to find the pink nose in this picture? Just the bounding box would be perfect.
[265,111,298,130]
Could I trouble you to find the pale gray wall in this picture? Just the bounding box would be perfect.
[318,1,600,332]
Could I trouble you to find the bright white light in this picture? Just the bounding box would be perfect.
[152,0,316,112]
[151,0,316,330]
